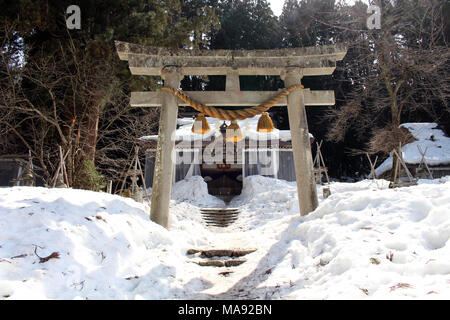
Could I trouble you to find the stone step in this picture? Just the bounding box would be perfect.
[193,259,247,267]
[187,248,256,268]
[201,211,239,215]
[203,222,237,227]
[202,216,238,221]
[187,248,257,258]
[205,223,234,228]
[200,208,239,211]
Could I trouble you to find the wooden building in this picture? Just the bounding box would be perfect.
[139,115,313,201]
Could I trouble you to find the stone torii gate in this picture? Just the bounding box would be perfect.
[115,41,347,229]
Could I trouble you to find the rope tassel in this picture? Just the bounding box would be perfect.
[257,112,275,133]
[225,120,243,142]
[191,113,210,134]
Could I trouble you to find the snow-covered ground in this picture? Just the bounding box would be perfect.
[0,175,449,299]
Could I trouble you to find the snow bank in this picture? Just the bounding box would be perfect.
[234,177,450,299]
[376,123,450,176]
[0,187,212,299]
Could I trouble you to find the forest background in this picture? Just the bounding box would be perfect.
[0,0,448,190]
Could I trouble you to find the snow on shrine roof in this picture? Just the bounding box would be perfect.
[139,115,313,142]
[375,123,450,176]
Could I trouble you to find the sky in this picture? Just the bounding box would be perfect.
[268,0,284,16]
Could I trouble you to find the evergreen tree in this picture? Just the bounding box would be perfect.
[211,0,281,50]
[205,0,283,93]
[280,0,337,47]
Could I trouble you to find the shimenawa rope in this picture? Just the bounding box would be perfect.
[161,85,304,120]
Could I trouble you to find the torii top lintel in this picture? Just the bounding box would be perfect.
[115,41,347,77]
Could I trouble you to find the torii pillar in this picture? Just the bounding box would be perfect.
[149,66,183,228]
[282,68,318,215]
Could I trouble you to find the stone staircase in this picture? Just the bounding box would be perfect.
[200,208,240,228]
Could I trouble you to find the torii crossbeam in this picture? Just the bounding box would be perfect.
[115,41,347,229]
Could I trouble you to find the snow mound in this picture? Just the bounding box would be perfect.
[240,178,450,299]
[0,187,211,299]
[171,176,225,207]
[228,176,299,230]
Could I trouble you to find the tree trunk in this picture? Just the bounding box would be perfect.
[84,102,100,163]
[379,42,403,187]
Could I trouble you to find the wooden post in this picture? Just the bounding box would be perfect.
[150,66,182,228]
[131,147,138,195]
[317,141,330,185]
[282,68,318,215]
[417,145,433,179]
[135,150,150,201]
[366,153,378,180]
